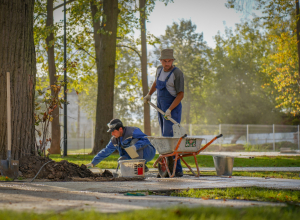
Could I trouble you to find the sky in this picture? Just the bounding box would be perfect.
[144,0,244,48]
[54,0,245,48]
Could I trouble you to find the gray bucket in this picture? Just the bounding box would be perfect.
[213,156,234,176]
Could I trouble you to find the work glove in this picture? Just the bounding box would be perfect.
[124,145,139,158]
[164,109,172,120]
[85,163,94,168]
[131,145,137,152]
[143,94,151,104]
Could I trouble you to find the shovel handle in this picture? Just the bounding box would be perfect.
[148,101,178,125]
[7,72,11,152]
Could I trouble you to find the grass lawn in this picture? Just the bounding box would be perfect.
[0,206,299,220]
[49,154,300,169]
[186,171,300,180]
[171,187,300,204]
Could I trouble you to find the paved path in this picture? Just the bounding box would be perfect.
[0,175,298,213]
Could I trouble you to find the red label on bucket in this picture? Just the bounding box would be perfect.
[137,167,143,175]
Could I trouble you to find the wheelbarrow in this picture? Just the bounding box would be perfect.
[147,134,223,178]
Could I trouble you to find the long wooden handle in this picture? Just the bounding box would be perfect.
[148,101,178,124]
[7,72,11,152]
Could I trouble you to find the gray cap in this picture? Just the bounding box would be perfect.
[107,119,123,132]
[159,49,176,60]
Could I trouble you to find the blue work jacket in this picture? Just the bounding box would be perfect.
[91,127,154,166]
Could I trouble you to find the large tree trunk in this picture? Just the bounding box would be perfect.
[296,0,300,83]
[139,0,151,136]
[90,0,102,152]
[46,0,60,154]
[92,0,118,153]
[0,0,36,160]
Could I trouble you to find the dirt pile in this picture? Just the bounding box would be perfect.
[19,155,113,181]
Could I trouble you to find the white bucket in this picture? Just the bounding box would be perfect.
[119,159,146,177]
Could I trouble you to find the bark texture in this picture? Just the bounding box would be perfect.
[139,0,151,136]
[92,0,118,153]
[46,0,60,154]
[296,0,300,83]
[0,0,36,159]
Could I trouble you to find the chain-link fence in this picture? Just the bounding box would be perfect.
[180,124,299,152]
[56,123,299,154]
[41,92,299,153]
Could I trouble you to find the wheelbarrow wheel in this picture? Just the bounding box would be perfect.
[158,156,174,178]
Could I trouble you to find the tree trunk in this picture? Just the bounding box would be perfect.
[92,0,118,153]
[296,0,300,84]
[46,0,60,154]
[0,0,36,160]
[139,0,151,136]
[90,0,101,152]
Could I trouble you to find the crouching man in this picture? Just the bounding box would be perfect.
[85,119,156,172]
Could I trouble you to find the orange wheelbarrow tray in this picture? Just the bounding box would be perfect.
[147,134,223,178]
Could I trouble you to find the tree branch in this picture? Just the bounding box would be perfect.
[71,40,95,59]
[117,44,141,60]
[53,0,77,11]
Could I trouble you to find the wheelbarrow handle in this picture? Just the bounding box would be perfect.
[216,134,223,139]
[198,134,223,153]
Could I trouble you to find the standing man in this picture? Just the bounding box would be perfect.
[144,49,184,177]
[86,119,156,172]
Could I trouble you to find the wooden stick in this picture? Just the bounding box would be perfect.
[7,72,11,153]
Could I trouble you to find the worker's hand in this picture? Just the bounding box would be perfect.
[164,109,171,120]
[143,94,151,103]
[85,163,94,168]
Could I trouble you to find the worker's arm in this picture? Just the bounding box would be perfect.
[91,141,116,166]
[148,80,157,95]
[131,128,150,150]
[168,91,184,111]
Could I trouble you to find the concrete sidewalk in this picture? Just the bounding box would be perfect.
[105,167,300,173]
[1,175,296,213]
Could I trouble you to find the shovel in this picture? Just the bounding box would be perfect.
[148,101,186,137]
[113,163,120,178]
[0,72,19,179]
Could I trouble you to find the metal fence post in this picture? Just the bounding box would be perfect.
[247,124,249,144]
[219,124,222,150]
[91,120,94,149]
[298,125,300,150]
[273,124,275,151]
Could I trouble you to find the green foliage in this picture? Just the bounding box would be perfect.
[0,176,13,181]
[226,0,300,116]
[0,205,300,220]
[259,0,300,115]
[206,20,282,124]
[173,187,300,203]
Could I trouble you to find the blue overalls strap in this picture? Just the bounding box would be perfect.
[164,67,177,82]
[157,67,177,81]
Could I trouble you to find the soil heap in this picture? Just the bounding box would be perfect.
[19,155,113,181]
